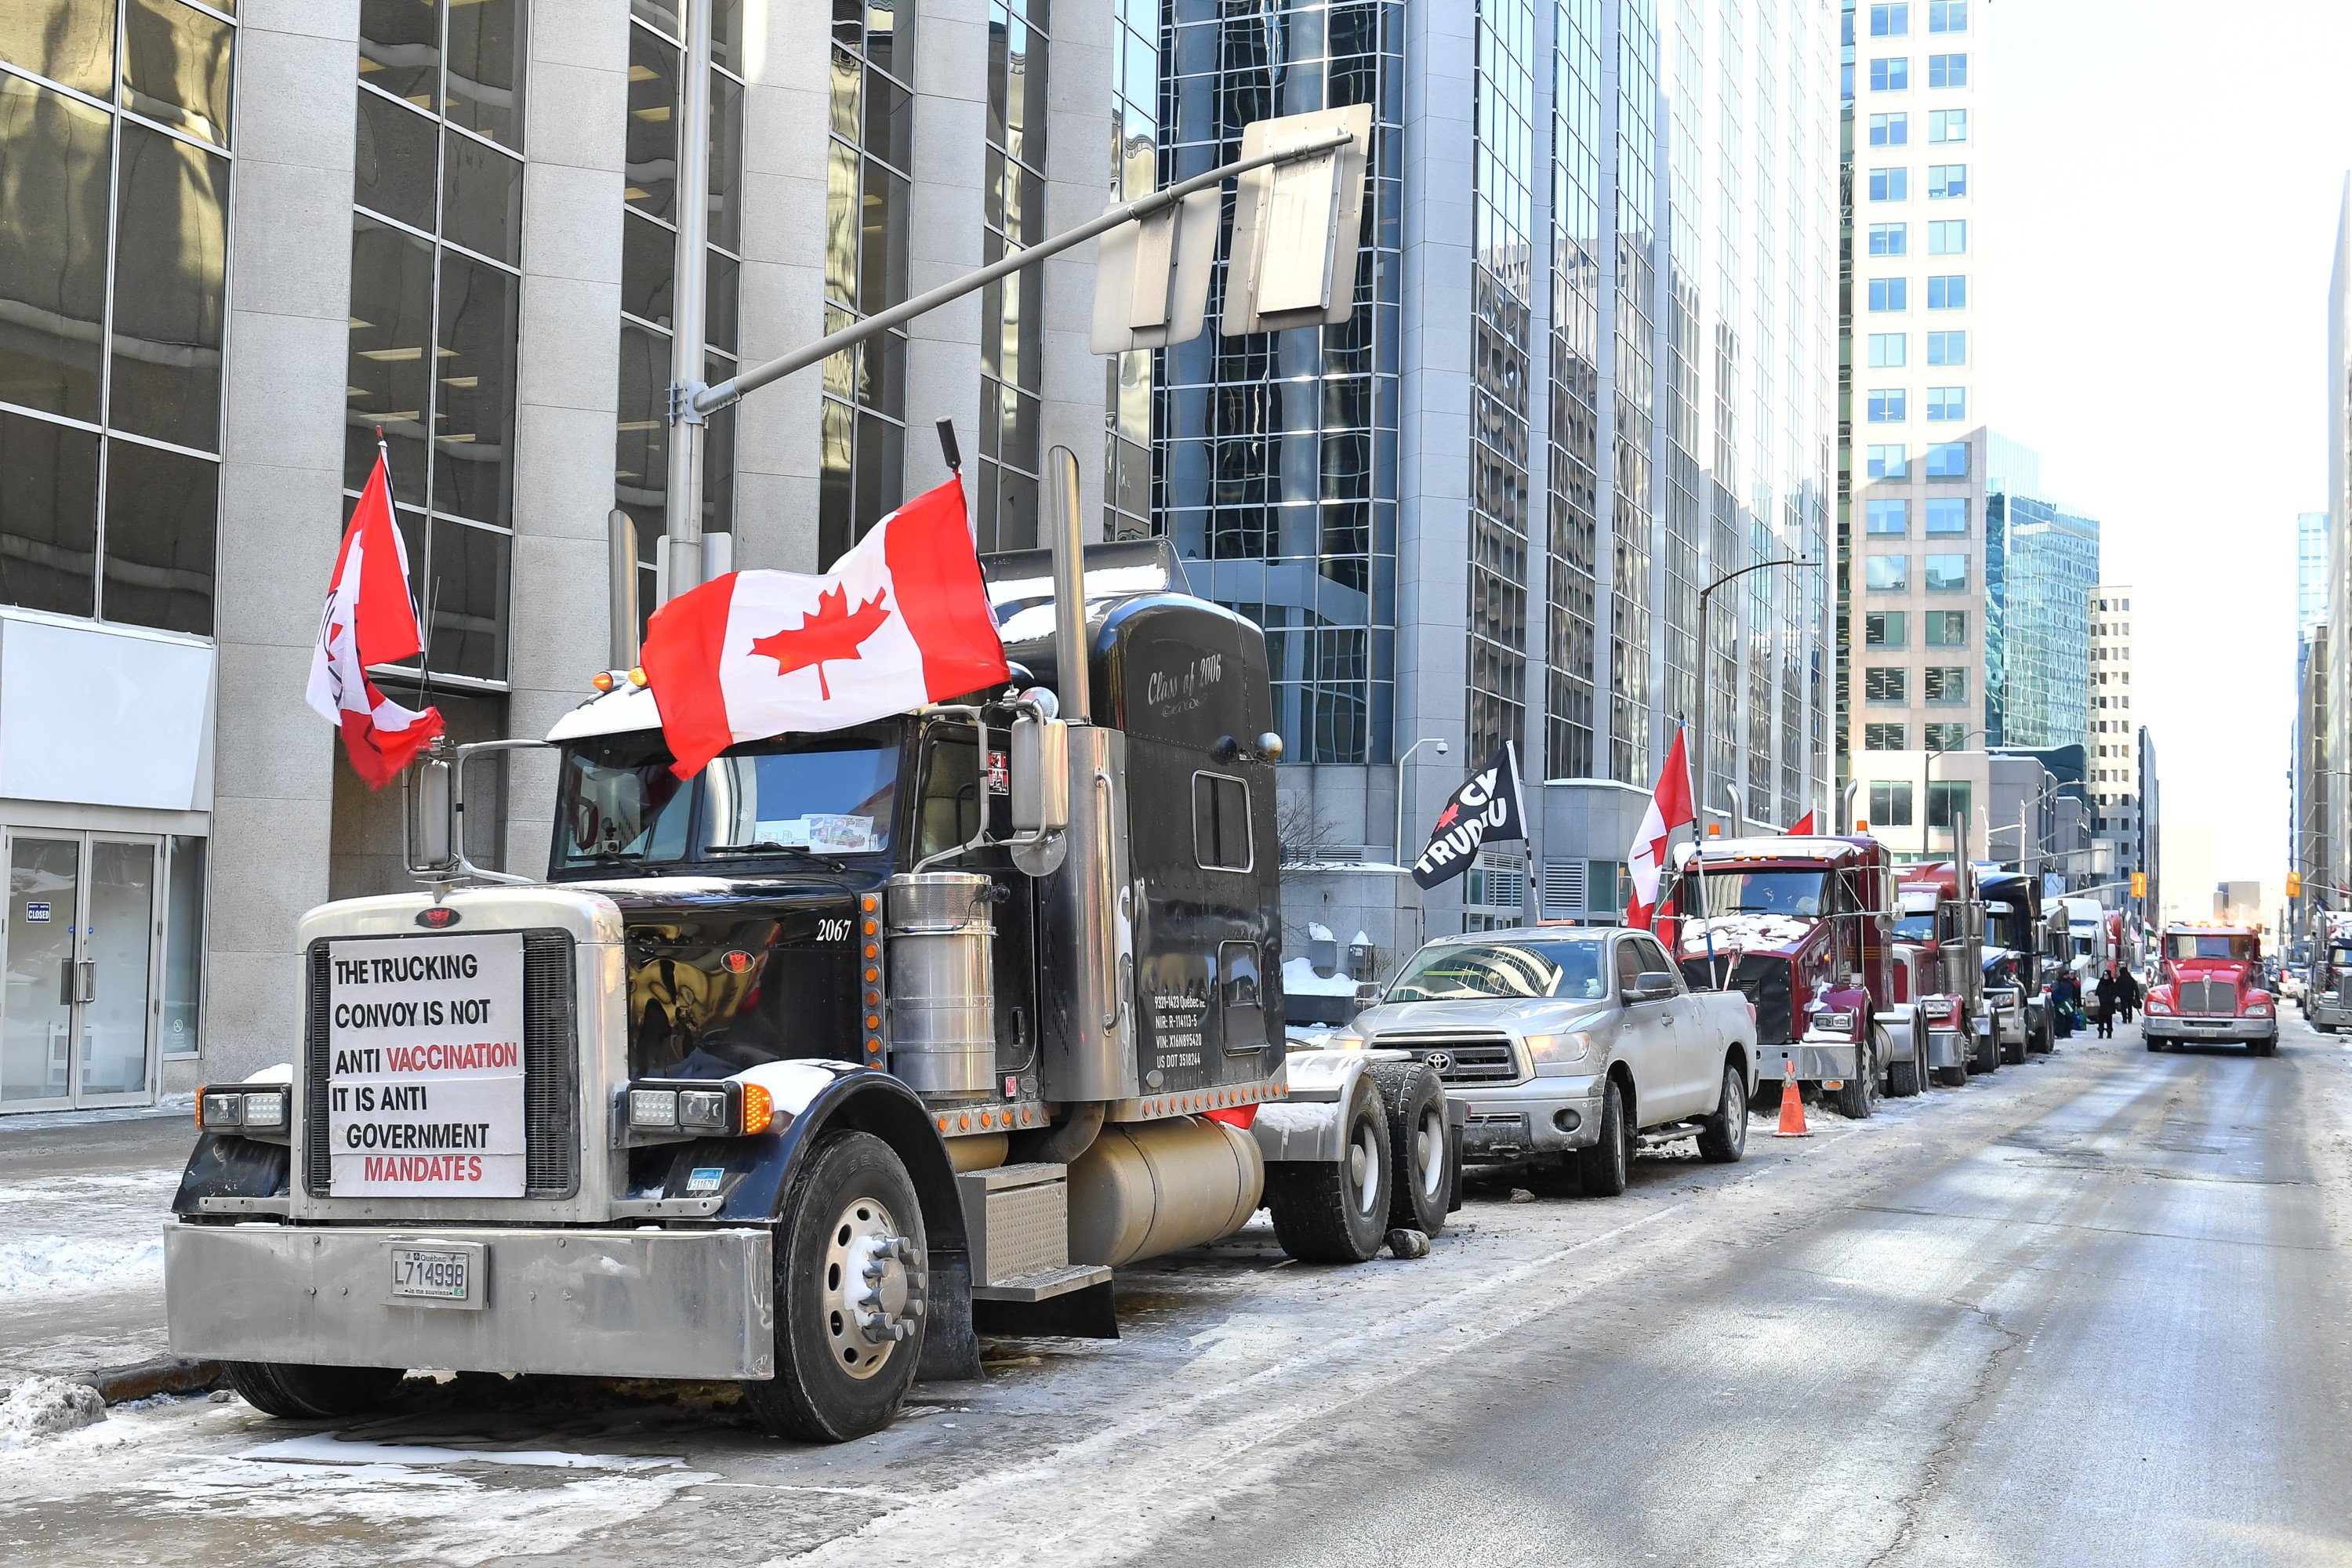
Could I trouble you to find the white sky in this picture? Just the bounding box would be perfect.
[1979,0,2350,884]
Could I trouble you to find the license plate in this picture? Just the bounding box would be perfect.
[387,1243,485,1308]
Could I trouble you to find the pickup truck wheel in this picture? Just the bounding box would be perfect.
[1370,1062,1450,1236]
[742,1131,927,1443]
[1835,1031,1878,1120]
[1696,1062,1748,1163]
[1265,1076,1393,1262]
[222,1361,405,1420]
[1574,1080,1632,1197]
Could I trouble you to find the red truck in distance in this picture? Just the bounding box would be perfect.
[2143,924,2279,1056]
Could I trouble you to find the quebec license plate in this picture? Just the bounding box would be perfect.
[387,1243,485,1308]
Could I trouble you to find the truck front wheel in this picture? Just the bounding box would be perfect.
[1887,1018,1924,1098]
[223,1361,404,1421]
[1573,1080,1632,1197]
[1835,1030,1878,1120]
[1265,1076,1393,1262]
[1370,1061,1450,1237]
[742,1131,927,1443]
[1971,1013,2001,1075]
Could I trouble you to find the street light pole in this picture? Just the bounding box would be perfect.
[1695,556,1809,838]
[1393,737,1450,866]
[1924,726,1990,869]
[662,0,715,597]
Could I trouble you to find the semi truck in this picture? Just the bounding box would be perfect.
[1661,835,1901,1120]
[1891,862,1990,1086]
[2305,912,2352,1032]
[164,523,1457,1443]
[1976,868,2051,1058]
[2145,923,2279,1054]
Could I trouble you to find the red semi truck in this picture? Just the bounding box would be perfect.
[2144,924,2279,1055]
[1892,862,1995,1085]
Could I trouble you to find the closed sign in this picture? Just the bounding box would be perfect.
[326,933,527,1197]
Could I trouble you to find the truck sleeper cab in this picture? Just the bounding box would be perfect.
[166,541,1454,1443]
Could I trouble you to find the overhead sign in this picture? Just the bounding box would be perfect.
[326,933,526,1197]
[1412,743,1527,891]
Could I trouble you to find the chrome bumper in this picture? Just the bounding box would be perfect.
[2307,996,2349,1027]
[165,1221,774,1380]
[1926,1028,1968,1069]
[1759,1041,1864,1082]
[2148,1015,2274,1042]
[1452,1077,1604,1160]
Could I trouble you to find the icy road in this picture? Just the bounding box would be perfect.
[2,1017,2349,1567]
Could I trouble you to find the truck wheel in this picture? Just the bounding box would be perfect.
[741,1131,927,1443]
[2252,1033,2279,1058]
[1836,1030,1878,1120]
[2146,1035,2164,1052]
[222,1361,404,1421]
[2000,1016,2027,1065]
[1971,1014,2001,1075]
[1696,1062,1748,1163]
[1265,1075,1393,1263]
[2031,1014,2055,1054]
[1888,1018,1923,1098]
[1370,1062,1450,1237]
[1574,1080,1632,1197]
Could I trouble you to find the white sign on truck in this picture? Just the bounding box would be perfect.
[325,932,526,1196]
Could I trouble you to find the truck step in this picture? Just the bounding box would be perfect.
[969,1262,1114,1304]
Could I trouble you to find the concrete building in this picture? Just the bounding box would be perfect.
[2325,177,2352,915]
[1166,0,1839,958]
[1846,745,2057,871]
[2087,584,2137,898]
[0,0,1146,1109]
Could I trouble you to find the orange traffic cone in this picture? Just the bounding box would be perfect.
[1773,1058,1811,1138]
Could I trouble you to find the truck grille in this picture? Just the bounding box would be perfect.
[1369,1031,1521,1084]
[1688,954,1792,1047]
[2176,980,2232,1017]
[303,931,579,1200]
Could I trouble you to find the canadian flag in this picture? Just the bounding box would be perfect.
[1624,725,1696,930]
[306,449,444,789]
[641,476,1009,778]
[1785,811,1816,835]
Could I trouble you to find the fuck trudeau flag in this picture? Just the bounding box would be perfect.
[307,448,444,789]
[1410,743,1527,890]
[641,475,1011,778]
[1624,724,1696,929]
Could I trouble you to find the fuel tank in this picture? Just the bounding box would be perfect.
[1064,1116,1265,1266]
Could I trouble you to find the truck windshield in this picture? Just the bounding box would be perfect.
[2167,933,2255,961]
[555,735,693,866]
[1696,869,1828,916]
[699,740,898,857]
[1387,942,1610,1002]
[1893,915,1935,942]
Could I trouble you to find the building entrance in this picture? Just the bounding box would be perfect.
[3,832,171,1110]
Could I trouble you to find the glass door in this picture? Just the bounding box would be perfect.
[2,833,162,1111]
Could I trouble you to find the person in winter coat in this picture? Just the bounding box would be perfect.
[2094,968,2119,1039]
[2050,971,2080,1037]
[2118,967,2141,1023]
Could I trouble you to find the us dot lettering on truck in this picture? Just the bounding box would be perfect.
[326,932,528,1198]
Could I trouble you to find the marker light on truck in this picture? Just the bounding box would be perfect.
[195,1083,292,1143]
[620,1079,776,1144]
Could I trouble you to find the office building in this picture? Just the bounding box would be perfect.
[0,0,1142,1109]
[2325,178,2352,912]
[2087,585,2136,898]
[1166,0,1840,953]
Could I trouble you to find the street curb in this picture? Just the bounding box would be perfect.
[71,1356,225,1405]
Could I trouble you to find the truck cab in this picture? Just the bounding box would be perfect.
[1975,868,2052,1058]
[1663,836,1898,1120]
[2144,924,2279,1055]
[2306,915,2352,1032]
[1892,862,1991,1086]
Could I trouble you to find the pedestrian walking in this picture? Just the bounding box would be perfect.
[2051,971,2080,1038]
[2095,967,2119,1039]
[2118,967,2140,1023]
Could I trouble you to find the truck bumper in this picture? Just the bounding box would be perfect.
[1450,1078,1605,1161]
[2147,1016,2274,1044]
[1758,1041,1864,1083]
[1926,1028,1968,1069]
[165,1221,775,1381]
[2307,996,2348,1029]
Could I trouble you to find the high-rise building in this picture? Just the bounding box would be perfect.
[2300,511,2328,635]
[2325,176,2352,911]
[2294,506,2328,925]
[1163,0,1839,949]
[1840,0,1980,797]
[1986,483,2098,747]
[2089,584,2138,897]
[0,0,1128,1110]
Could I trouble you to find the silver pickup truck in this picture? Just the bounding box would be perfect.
[1318,927,1759,1196]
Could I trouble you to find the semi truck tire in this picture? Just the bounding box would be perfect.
[1971,1012,2001,1075]
[1835,1031,1877,1120]
[2252,1033,2279,1058]
[1369,1062,1450,1237]
[1265,1075,1393,1263]
[1573,1080,1632,1197]
[1888,1018,1923,1098]
[223,1360,404,1421]
[1999,1016,2027,1065]
[1696,1060,1748,1163]
[742,1131,927,1443]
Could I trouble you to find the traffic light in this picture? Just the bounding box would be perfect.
[2131,872,2147,898]
[2287,872,2303,898]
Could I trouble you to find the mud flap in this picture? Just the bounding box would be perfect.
[972,1279,1120,1340]
[916,1253,986,1380]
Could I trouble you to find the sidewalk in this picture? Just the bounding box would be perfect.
[0,1109,194,1388]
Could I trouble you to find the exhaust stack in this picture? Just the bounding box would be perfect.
[1047,445,1089,724]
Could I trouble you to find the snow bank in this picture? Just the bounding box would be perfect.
[0,1232,165,1300]
[1281,956,1359,996]
[0,1376,105,1447]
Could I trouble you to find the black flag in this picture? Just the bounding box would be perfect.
[1411,742,1527,890]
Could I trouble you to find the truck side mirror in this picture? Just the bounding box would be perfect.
[405,754,457,876]
[1011,714,1070,836]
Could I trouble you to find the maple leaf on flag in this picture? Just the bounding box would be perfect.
[750,585,893,700]
[1434,801,1461,831]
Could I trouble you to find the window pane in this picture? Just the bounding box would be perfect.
[706,247,739,353]
[708,69,742,252]
[346,216,436,501]
[102,436,214,632]
[0,407,98,616]
[2,2,114,93]
[122,0,234,147]
[858,159,909,315]
[432,250,517,525]
[626,25,680,220]
[359,0,440,110]
[441,130,521,264]
[424,516,508,679]
[0,75,111,421]
[622,209,675,326]
[110,125,228,450]
[614,318,668,517]
[354,87,438,230]
[162,835,204,1055]
[447,0,526,147]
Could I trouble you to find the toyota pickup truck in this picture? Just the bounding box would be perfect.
[1320,927,1757,1196]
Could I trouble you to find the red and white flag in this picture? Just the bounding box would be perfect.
[641,475,1009,778]
[1624,725,1696,929]
[307,449,443,789]
[1784,811,1816,836]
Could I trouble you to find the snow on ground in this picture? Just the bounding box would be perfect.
[0,1171,176,1301]
[0,1378,104,1447]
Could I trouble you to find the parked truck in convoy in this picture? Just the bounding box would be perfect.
[1976,868,2052,1060]
[1323,927,1758,1194]
[163,531,1458,1443]
[1891,862,1988,1087]
[1661,836,1903,1120]
[2305,913,2352,1031]
[2144,924,2280,1055]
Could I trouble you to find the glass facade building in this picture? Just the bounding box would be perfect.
[1984,486,2098,750]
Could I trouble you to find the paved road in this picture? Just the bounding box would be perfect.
[2,1017,2347,1566]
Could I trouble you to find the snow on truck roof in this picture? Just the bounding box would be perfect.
[1675,835,1878,866]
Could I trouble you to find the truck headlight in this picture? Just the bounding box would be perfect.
[1920,998,1955,1019]
[2245,1004,2271,1018]
[620,1080,775,1145]
[196,1083,292,1145]
[1324,1032,1367,1051]
[1524,1031,1591,1065]
[1812,1009,1856,1034]
[2146,1000,2171,1015]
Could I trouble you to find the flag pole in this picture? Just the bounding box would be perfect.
[1682,720,1722,989]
